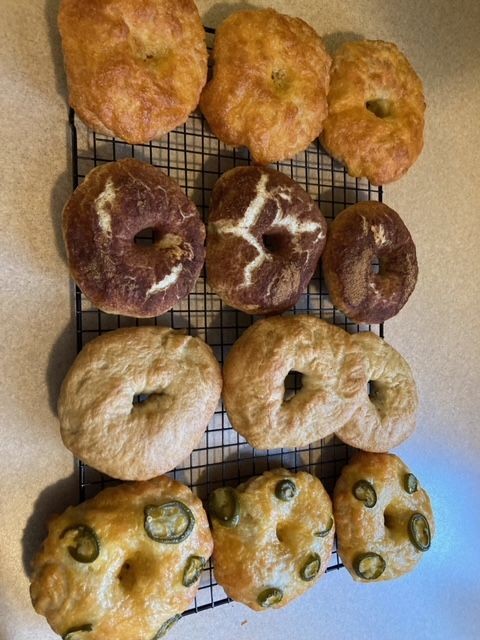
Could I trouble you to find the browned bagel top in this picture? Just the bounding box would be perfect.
[322,201,418,324]
[63,158,205,317]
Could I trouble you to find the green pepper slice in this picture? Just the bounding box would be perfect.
[152,614,181,639]
[62,624,93,639]
[408,513,431,551]
[314,515,334,537]
[182,555,205,587]
[257,587,283,608]
[404,473,418,494]
[353,480,377,508]
[60,525,99,563]
[144,502,194,543]
[300,553,321,581]
[208,487,240,528]
[275,479,296,501]
[354,552,386,580]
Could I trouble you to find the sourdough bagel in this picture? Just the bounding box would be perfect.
[58,326,222,480]
[335,332,418,451]
[58,0,208,143]
[200,8,331,163]
[63,158,205,318]
[209,469,334,610]
[334,452,434,582]
[321,40,425,185]
[30,476,213,639]
[207,167,327,314]
[223,315,366,449]
[322,201,418,324]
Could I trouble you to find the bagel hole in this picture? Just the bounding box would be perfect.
[371,256,380,274]
[132,392,163,407]
[271,69,288,89]
[367,381,378,401]
[118,560,135,589]
[366,98,393,119]
[384,509,397,530]
[283,370,304,403]
[276,523,287,543]
[262,232,287,255]
[134,227,155,245]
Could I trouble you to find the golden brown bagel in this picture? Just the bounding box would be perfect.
[321,40,425,185]
[200,9,331,164]
[30,476,213,639]
[334,452,434,582]
[209,469,334,611]
[58,0,208,143]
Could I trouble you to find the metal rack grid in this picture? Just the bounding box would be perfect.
[68,27,383,616]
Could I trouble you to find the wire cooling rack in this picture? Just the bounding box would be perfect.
[68,26,383,616]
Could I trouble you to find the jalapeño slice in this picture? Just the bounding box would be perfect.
[404,473,418,494]
[354,552,386,580]
[408,513,431,551]
[182,555,205,587]
[300,553,321,581]
[353,480,377,508]
[208,487,240,528]
[257,587,283,608]
[152,614,181,639]
[275,479,296,501]
[314,515,334,537]
[144,502,194,543]
[60,525,99,563]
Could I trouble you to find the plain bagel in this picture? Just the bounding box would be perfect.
[222,315,367,449]
[58,326,222,480]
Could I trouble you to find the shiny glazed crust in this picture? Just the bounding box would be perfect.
[335,332,418,451]
[223,315,367,449]
[211,469,334,611]
[206,167,327,314]
[58,326,222,480]
[200,9,331,163]
[58,0,208,143]
[334,452,434,582]
[321,40,425,185]
[63,158,205,318]
[322,201,418,324]
[30,476,213,638]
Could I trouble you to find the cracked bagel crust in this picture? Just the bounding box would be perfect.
[322,201,418,324]
[335,332,418,451]
[321,40,425,185]
[30,476,213,639]
[206,167,327,315]
[58,326,222,480]
[63,158,205,318]
[200,8,331,164]
[211,469,334,611]
[334,452,434,582]
[58,0,208,143]
[222,315,367,449]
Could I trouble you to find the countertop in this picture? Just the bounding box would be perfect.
[1,1,479,639]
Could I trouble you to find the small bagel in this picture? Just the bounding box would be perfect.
[322,201,418,324]
[209,469,334,611]
[200,9,331,163]
[223,315,367,449]
[58,0,208,143]
[321,40,425,185]
[58,326,222,480]
[207,166,327,314]
[63,158,205,318]
[30,476,213,639]
[334,452,434,582]
[335,332,418,451]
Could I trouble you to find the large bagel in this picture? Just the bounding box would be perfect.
[58,326,222,480]
[321,40,425,185]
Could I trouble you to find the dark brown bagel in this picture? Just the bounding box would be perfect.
[63,158,205,317]
[206,166,327,315]
[322,201,418,324]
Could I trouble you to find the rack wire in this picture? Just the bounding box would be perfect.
[68,26,383,616]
